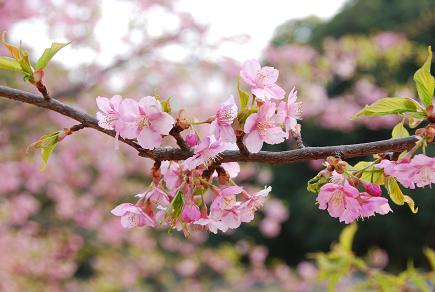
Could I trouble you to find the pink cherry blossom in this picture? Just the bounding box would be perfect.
[210,186,243,215]
[240,59,285,101]
[194,214,229,234]
[111,203,155,229]
[210,96,238,142]
[221,162,240,178]
[276,87,303,134]
[243,102,287,153]
[119,96,175,149]
[359,193,392,217]
[239,186,272,223]
[409,154,435,188]
[161,161,183,190]
[181,201,201,223]
[376,159,417,189]
[142,187,170,206]
[184,136,227,170]
[96,95,123,131]
[316,181,361,224]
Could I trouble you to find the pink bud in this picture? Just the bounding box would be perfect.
[181,202,201,222]
[363,182,382,197]
[185,132,199,147]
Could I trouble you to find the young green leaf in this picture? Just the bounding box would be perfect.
[353,97,422,119]
[423,247,435,271]
[414,46,434,107]
[237,78,250,110]
[353,161,384,185]
[0,56,22,72]
[171,191,184,218]
[27,131,60,171]
[338,223,357,251]
[385,176,418,213]
[391,119,409,139]
[35,42,70,70]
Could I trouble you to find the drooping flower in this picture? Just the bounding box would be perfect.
[184,136,228,170]
[240,59,285,101]
[316,181,361,224]
[210,96,238,142]
[243,102,287,153]
[161,161,184,190]
[210,186,243,216]
[409,154,435,188]
[119,96,175,149]
[376,159,417,189]
[181,201,201,222]
[239,186,271,223]
[142,187,170,206]
[276,87,302,134]
[194,214,229,234]
[96,95,123,131]
[111,203,155,229]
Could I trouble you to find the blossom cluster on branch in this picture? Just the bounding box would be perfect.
[0,35,433,235]
[95,59,302,235]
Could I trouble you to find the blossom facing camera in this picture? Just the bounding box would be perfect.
[96,95,123,131]
[316,181,361,224]
[119,96,175,149]
[210,96,238,143]
[243,102,287,153]
[240,59,285,101]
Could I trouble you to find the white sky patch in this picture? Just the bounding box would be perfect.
[10,0,347,68]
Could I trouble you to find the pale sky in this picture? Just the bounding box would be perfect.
[11,0,348,68]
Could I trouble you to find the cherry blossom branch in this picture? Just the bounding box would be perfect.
[0,85,419,164]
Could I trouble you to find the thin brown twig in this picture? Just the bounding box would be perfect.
[0,84,420,164]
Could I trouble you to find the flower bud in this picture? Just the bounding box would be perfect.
[185,132,199,147]
[363,182,382,197]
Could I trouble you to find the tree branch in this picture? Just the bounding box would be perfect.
[0,85,419,164]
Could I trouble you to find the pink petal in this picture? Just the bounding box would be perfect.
[263,127,286,145]
[243,113,258,134]
[137,127,162,149]
[259,66,279,84]
[244,131,263,153]
[152,112,175,135]
[96,97,112,113]
[240,59,260,86]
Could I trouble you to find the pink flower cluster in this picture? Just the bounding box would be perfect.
[376,154,435,189]
[99,59,302,234]
[96,95,175,149]
[111,159,272,234]
[317,177,392,224]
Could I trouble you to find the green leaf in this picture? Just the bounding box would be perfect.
[35,42,70,70]
[27,132,60,171]
[0,56,22,72]
[40,144,57,171]
[237,78,250,110]
[307,171,330,193]
[353,161,384,185]
[423,247,435,271]
[385,176,418,213]
[391,119,409,139]
[171,191,184,219]
[353,97,422,119]
[414,46,434,107]
[339,223,357,251]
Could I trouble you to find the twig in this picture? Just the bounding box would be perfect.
[0,85,420,164]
